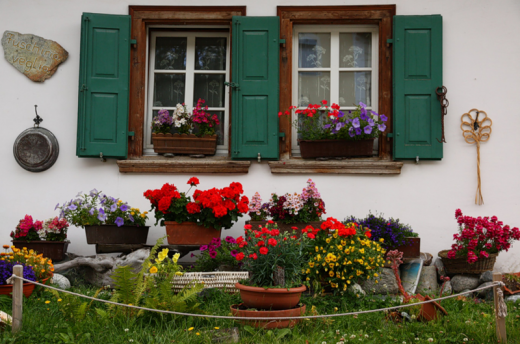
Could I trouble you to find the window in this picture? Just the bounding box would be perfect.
[145,30,230,155]
[292,25,379,156]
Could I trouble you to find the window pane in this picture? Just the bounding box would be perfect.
[339,33,372,68]
[298,33,331,68]
[195,37,227,71]
[298,72,330,106]
[193,74,225,107]
[339,71,371,107]
[153,74,186,107]
[155,37,187,70]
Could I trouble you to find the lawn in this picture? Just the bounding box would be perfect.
[0,285,518,344]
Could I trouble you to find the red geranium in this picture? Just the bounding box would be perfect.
[187,177,200,186]
[268,238,277,247]
[259,247,268,255]
[236,252,245,261]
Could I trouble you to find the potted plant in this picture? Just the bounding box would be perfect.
[11,215,70,261]
[231,222,307,328]
[57,189,149,245]
[0,245,54,298]
[439,209,520,274]
[191,236,240,272]
[346,213,420,259]
[151,99,220,155]
[144,177,249,245]
[247,179,326,235]
[302,217,386,294]
[279,101,387,158]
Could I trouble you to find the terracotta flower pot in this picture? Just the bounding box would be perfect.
[165,221,221,245]
[503,272,520,296]
[12,241,69,262]
[0,277,50,298]
[416,294,448,321]
[236,283,306,310]
[230,303,306,329]
[387,237,421,259]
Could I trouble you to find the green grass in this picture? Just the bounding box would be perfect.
[0,285,519,344]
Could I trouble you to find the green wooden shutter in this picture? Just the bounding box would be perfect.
[231,16,280,160]
[393,15,443,160]
[77,13,131,159]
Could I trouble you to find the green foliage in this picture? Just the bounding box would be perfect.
[111,265,138,305]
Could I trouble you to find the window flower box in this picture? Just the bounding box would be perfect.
[152,133,217,155]
[299,138,374,159]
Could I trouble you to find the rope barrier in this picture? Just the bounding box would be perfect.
[7,275,507,321]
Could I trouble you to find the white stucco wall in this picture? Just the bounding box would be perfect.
[1,0,519,272]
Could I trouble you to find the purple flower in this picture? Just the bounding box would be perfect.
[380,114,388,122]
[115,217,124,227]
[355,127,362,135]
[89,208,95,216]
[360,110,369,121]
[120,204,129,212]
[323,124,331,129]
[359,102,367,108]
[68,204,77,211]
[209,251,217,259]
[370,110,379,116]
[335,123,343,131]
[368,118,375,126]
[89,189,98,197]
[352,118,360,128]
[225,236,236,244]
[55,203,60,210]
[364,125,373,134]
[348,127,355,137]
[230,249,238,257]
[200,245,208,252]
[378,123,387,132]
[110,204,117,212]
[128,214,134,223]
[190,253,195,258]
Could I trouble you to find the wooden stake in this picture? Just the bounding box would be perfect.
[493,272,507,343]
[12,265,23,333]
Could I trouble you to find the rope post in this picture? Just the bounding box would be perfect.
[493,273,507,343]
[12,265,23,333]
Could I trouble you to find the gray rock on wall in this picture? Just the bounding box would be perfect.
[361,268,398,295]
[416,266,439,294]
[451,275,480,293]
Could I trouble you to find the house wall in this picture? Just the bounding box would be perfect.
[1,0,519,272]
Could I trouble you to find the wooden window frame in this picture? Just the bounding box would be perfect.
[118,6,250,174]
[269,5,403,174]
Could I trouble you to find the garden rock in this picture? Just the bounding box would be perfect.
[476,282,495,300]
[451,275,480,293]
[51,273,70,290]
[416,266,438,294]
[433,258,446,279]
[440,280,452,295]
[53,248,150,287]
[505,294,520,303]
[348,283,366,296]
[479,271,494,284]
[361,268,398,295]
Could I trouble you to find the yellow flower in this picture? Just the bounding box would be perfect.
[325,238,331,244]
[196,333,200,336]
[374,273,379,277]
[172,253,180,264]
[359,248,365,254]
[117,200,123,204]
[175,271,183,276]
[131,212,135,216]
[214,327,220,330]
[379,238,384,243]
[188,327,194,331]
[58,299,62,302]
[309,262,315,268]
[157,248,169,262]
[329,270,334,277]
[45,300,50,304]
[149,266,158,274]
[140,214,146,218]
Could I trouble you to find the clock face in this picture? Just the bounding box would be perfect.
[14,127,59,172]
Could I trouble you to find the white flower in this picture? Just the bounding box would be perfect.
[364,334,369,338]
[427,339,434,343]
[124,328,129,332]
[415,339,419,341]
[465,320,471,324]
[336,330,341,335]
[463,339,468,342]
[403,342,407,344]
[350,335,356,339]
[322,342,326,344]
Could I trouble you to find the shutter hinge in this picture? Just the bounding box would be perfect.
[279,39,286,44]
[386,133,394,138]
[278,132,286,141]
[386,39,393,45]
[128,131,135,141]
[258,153,261,163]
[84,16,90,22]
[80,84,88,92]
[130,39,137,47]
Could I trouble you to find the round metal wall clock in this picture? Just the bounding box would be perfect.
[13,106,59,172]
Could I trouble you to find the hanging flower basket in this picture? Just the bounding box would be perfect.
[299,138,374,159]
[152,133,217,155]
[438,250,497,274]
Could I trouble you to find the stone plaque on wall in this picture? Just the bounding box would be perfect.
[1,31,68,82]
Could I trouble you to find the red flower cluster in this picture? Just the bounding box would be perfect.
[448,209,520,263]
[278,101,340,119]
[192,182,249,218]
[320,217,357,237]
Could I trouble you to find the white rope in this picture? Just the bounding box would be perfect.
[497,289,508,318]
[7,275,506,321]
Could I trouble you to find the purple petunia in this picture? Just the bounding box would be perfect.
[230,249,238,257]
[364,125,373,134]
[360,111,369,121]
[349,127,355,137]
[89,189,99,197]
[68,204,77,211]
[110,204,117,212]
[225,236,236,244]
[89,208,95,216]
[120,204,129,212]
[352,118,361,128]
[368,118,375,126]
[378,123,387,132]
[355,127,362,135]
[209,251,217,259]
[380,114,388,122]
[115,217,124,227]
[128,214,134,223]
[97,208,106,222]
[323,124,331,129]
[200,245,208,252]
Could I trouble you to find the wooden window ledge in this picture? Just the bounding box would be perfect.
[117,155,251,174]
[268,159,403,175]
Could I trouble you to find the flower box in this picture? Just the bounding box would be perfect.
[84,225,149,245]
[164,221,221,245]
[299,138,374,159]
[12,241,68,262]
[152,133,217,155]
[389,237,421,259]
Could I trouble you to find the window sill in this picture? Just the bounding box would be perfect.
[268,158,403,175]
[117,155,251,174]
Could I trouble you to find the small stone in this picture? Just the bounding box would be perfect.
[433,258,446,279]
[505,294,520,303]
[479,271,494,284]
[212,327,239,343]
[440,280,452,295]
[416,266,439,294]
[361,268,398,295]
[348,283,366,296]
[476,282,495,300]
[2,31,68,82]
[190,154,205,158]
[51,273,71,290]
[451,275,480,293]
[420,252,433,266]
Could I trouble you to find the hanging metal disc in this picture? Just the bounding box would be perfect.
[13,126,59,172]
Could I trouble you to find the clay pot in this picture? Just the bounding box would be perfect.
[0,277,50,298]
[164,221,221,245]
[230,303,306,329]
[236,283,306,310]
[503,272,520,295]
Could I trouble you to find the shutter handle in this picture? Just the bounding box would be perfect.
[258,153,261,163]
[100,152,106,162]
[224,81,239,89]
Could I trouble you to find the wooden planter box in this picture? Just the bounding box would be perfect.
[84,225,149,245]
[386,237,421,259]
[299,138,374,159]
[12,241,68,262]
[152,133,217,155]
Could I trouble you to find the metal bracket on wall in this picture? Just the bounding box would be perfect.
[100,152,106,162]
